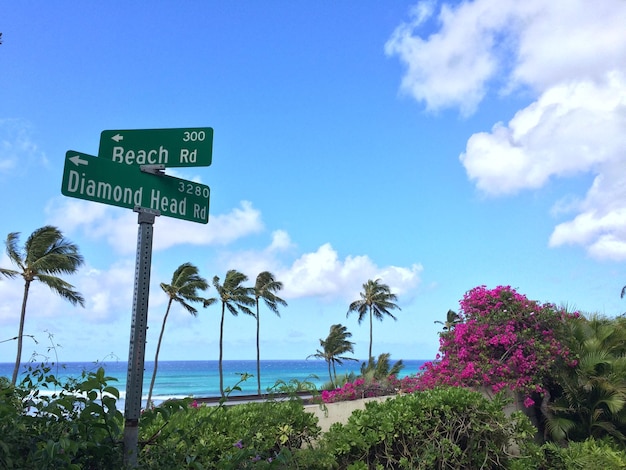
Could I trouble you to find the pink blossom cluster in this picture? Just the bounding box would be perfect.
[321,378,373,403]
[321,375,423,403]
[416,285,578,406]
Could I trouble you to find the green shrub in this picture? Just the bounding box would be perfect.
[321,386,537,470]
[543,438,626,469]
[138,398,321,469]
[0,363,124,469]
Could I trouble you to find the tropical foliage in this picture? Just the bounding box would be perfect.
[347,278,400,360]
[309,324,357,388]
[320,353,409,403]
[359,352,404,381]
[434,308,461,332]
[546,314,626,444]
[213,269,255,396]
[1,226,84,385]
[322,386,537,470]
[0,363,124,469]
[253,271,287,395]
[146,262,212,407]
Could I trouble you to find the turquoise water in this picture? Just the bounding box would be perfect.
[1,359,428,408]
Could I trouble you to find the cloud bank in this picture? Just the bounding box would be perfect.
[386,0,626,260]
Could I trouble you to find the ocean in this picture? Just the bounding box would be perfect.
[0,359,428,409]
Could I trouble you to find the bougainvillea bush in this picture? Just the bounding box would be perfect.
[321,375,422,403]
[418,285,579,408]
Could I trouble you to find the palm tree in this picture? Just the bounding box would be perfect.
[347,279,401,361]
[253,271,287,395]
[308,324,356,388]
[434,309,462,332]
[146,263,213,407]
[213,270,255,396]
[360,353,404,381]
[1,226,84,385]
[547,314,626,444]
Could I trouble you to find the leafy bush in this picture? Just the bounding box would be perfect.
[321,386,537,469]
[138,398,321,468]
[546,314,626,444]
[0,363,124,469]
[543,438,626,469]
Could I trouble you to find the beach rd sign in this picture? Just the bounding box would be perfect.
[98,127,213,168]
[61,151,210,224]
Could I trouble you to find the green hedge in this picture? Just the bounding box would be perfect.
[320,386,537,469]
[138,399,321,469]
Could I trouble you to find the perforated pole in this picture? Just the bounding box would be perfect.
[123,207,159,467]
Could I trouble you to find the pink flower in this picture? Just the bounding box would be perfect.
[416,285,576,400]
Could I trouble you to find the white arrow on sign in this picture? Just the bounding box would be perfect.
[69,154,88,166]
[111,134,123,142]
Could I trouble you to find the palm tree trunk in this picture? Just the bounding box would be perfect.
[368,307,373,362]
[146,298,173,408]
[12,280,31,385]
[331,359,338,386]
[219,303,225,397]
[256,302,261,396]
[327,359,334,388]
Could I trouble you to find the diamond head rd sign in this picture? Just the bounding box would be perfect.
[61,151,210,224]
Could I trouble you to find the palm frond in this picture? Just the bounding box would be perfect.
[37,274,85,307]
[5,232,24,268]
[0,267,19,279]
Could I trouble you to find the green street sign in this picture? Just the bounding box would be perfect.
[98,127,213,168]
[61,151,210,224]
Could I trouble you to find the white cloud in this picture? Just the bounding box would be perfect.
[46,199,264,254]
[216,230,296,280]
[78,261,136,322]
[0,119,48,176]
[385,0,511,116]
[386,0,626,114]
[460,73,626,196]
[388,0,626,260]
[278,243,422,301]
[213,236,422,303]
[511,2,626,91]
[154,200,263,251]
[0,253,136,327]
[549,159,626,260]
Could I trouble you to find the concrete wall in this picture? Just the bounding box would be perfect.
[304,389,532,435]
[304,396,393,433]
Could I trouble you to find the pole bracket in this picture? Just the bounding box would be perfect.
[140,164,165,176]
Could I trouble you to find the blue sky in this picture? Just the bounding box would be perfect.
[1,1,625,365]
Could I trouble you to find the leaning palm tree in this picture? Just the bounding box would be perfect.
[347,279,401,361]
[213,270,255,396]
[253,271,287,395]
[326,324,358,386]
[308,324,357,388]
[146,262,213,407]
[1,226,84,385]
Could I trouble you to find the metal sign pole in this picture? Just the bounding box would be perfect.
[123,206,159,467]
